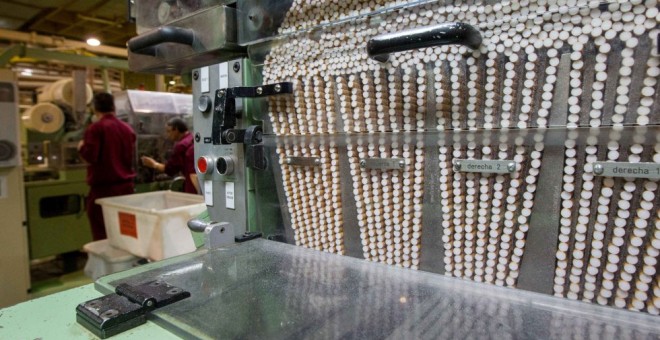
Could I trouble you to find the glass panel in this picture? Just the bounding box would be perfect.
[98,239,660,339]
[39,194,81,218]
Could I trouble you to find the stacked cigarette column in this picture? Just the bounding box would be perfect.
[261,0,660,313]
[430,4,544,287]
[550,0,660,315]
[264,36,345,254]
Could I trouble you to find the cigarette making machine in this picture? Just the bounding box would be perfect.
[77,0,660,338]
[113,90,194,193]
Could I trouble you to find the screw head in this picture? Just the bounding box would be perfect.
[233,62,241,72]
[593,163,604,175]
[274,84,281,93]
[167,288,182,295]
[226,131,236,142]
[507,162,516,173]
[195,132,201,142]
[193,71,199,80]
[360,160,366,168]
[256,87,263,95]
[285,157,292,165]
[314,158,321,166]
[100,309,119,318]
[398,160,405,169]
[453,161,462,172]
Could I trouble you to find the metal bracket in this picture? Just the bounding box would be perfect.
[211,82,291,170]
[76,281,190,338]
[189,219,236,250]
[212,82,292,145]
[203,221,236,250]
[188,218,262,247]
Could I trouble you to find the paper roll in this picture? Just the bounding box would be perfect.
[22,102,65,134]
[39,78,93,106]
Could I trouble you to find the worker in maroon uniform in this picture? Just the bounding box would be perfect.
[78,92,136,240]
[140,118,196,194]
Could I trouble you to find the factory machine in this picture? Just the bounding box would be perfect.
[22,83,193,261]
[22,73,94,261]
[76,0,660,338]
[113,90,193,192]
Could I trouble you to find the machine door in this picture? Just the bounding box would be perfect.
[26,181,92,259]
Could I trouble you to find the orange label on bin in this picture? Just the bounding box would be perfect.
[118,212,138,238]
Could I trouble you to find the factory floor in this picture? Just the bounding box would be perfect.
[29,252,92,299]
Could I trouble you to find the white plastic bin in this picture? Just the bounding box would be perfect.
[96,190,206,261]
[83,239,138,280]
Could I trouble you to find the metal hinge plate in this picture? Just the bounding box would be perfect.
[76,280,190,338]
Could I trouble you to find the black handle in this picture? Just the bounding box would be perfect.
[127,26,196,56]
[367,22,482,62]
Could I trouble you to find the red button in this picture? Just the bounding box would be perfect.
[197,157,208,174]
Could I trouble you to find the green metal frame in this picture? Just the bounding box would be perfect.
[242,59,282,239]
[0,44,129,70]
[24,169,92,259]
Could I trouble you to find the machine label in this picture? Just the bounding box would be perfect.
[219,63,229,90]
[225,182,235,210]
[454,159,517,174]
[592,162,660,180]
[0,176,6,199]
[284,156,320,167]
[118,212,137,238]
[204,180,213,206]
[361,158,405,170]
[200,67,209,93]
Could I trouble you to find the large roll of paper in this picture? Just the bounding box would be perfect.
[39,78,93,106]
[22,102,64,134]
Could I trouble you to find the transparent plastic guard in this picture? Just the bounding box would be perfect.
[238,0,455,47]
[135,0,233,34]
[245,0,618,66]
[126,90,190,115]
[96,239,660,339]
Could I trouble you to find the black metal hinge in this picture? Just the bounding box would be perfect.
[76,281,190,338]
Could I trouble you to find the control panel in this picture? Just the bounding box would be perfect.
[0,70,20,168]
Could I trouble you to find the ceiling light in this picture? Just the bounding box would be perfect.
[169,80,176,85]
[86,38,101,46]
[21,69,32,76]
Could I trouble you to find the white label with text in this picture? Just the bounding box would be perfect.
[204,180,213,206]
[593,162,660,180]
[225,182,235,210]
[200,67,209,93]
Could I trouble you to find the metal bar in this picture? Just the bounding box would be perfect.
[516,53,572,294]
[22,46,129,70]
[367,22,482,62]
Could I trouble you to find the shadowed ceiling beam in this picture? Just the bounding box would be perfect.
[0,28,127,57]
[0,44,128,69]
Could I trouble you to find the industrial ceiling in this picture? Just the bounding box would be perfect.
[0,0,136,50]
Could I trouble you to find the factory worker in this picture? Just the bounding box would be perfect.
[78,92,136,240]
[140,118,196,194]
